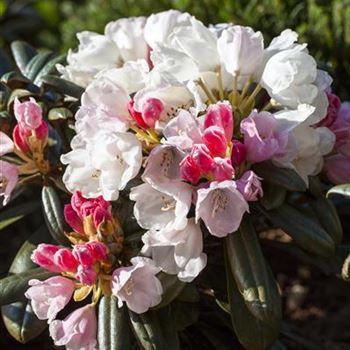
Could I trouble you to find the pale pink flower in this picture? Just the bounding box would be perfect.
[72,245,94,267]
[25,276,75,323]
[75,265,97,286]
[195,180,249,237]
[111,257,163,314]
[211,158,234,181]
[31,244,61,272]
[324,154,350,184]
[49,304,97,350]
[0,160,18,206]
[0,132,14,156]
[236,170,263,201]
[241,110,288,163]
[14,97,43,130]
[204,101,233,141]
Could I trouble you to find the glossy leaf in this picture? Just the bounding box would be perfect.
[10,41,36,74]
[41,75,84,99]
[24,51,54,81]
[327,184,350,198]
[34,53,66,86]
[260,182,287,210]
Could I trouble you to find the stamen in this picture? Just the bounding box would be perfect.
[159,151,173,177]
[211,189,228,217]
[161,195,176,211]
[124,278,134,295]
[197,79,216,104]
[91,169,102,178]
[216,67,224,101]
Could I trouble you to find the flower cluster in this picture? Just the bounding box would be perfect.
[8,9,348,350]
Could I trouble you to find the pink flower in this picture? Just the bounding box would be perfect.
[240,110,288,163]
[64,204,84,234]
[202,126,228,157]
[72,245,94,267]
[25,276,75,323]
[231,140,247,167]
[86,241,108,261]
[212,158,234,181]
[14,97,43,130]
[128,100,148,129]
[195,180,249,237]
[204,101,233,141]
[49,304,97,350]
[318,93,341,127]
[0,132,14,156]
[190,144,215,173]
[31,244,62,272]
[111,257,163,314]
[0,160,18,206]
[180,155,202,184]
[236,170,263,201]
[324,154,350,184]
[142,98,164,128]
[54,248,79,273]
[13,125,30,153]
[75,265,97,286]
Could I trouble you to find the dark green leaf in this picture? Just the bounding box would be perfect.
[172,300,199,331]
[41,75,84,99]
[129,306,180,350]
[34,54,66,86]
[42,186,69,245]
[260,182,287,210]
[24,51,55,81]
[10,41,37,74]
[253,162,307,192]
[258,203,336,257]
[98,295,131,350]
[224,216,281,323]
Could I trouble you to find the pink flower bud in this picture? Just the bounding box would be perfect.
[54,248,79,273]
[0,160,18,206]
[211,158,234,181]
[93,207,111,228]
[34,121,48,140]
[128,100,148,129]
[75,265,97,286]
[31,244,62,273]
[70,191,87,217]
[86,241,108,261]
[13,125,29,153]
[204,102,233,141]
[180,155,202,184]
[236,170,263,201]
[191,144,215,173]
[202,126,228,157]
[231,140,247,166]
[14,97,43,130]
[72,245,94,267]
[318,93,341,127]
[64,204,84,234]
[142,98,164,128]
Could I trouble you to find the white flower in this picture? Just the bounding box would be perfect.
[141,218,207,282]
[57,31,120,87]
[195,180,249,237]
[105,17,148,62]
[142,144,185,192]
[130,181,192,231]
[144,10,191,49]
[61,131,142,200]
[217,25,264,79]
[111,257,163,314]
[75,76,130,138]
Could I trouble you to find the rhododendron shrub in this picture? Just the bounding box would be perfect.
[0,9,350,350]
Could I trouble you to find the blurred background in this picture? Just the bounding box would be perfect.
[1,0,350,349]
[0,0,350,99]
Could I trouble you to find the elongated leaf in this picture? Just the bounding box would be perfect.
[224,216,281,323]
[0,268,53,306]
[310,197,343,245]
[225,253,280,350]
[152,273,185,309]
[34,54,66,86]
[42,186,69,245]
[25,51,54,81]
[253,162,307,192]
[41,75,84,99]
[327,184,350,198]
[260,183,287,210]
[0,200,41,231]
[258,203,336,257]
[129,306,180,350]
[10,41,36,74]
[98,296,131,350]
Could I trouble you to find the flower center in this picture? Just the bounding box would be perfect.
[160,151,173,177]
[123,278,134,296]
[161,196,176,211]
[91,169,101,178]
[211,189,228,217]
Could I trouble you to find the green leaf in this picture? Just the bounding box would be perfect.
[253,162,307,192]
[34,53,66,87]
[172,300,199,331]
[42,186,70,245]
[10,41,37,75]
[327,184,350,198]
[0,268,53,306]
[24,51,55,81]
[260,183,287,210]
[129,306,180,350]
[224,215,282,323]
[48,107,73,121]
[152,273,185,310]
[0,200,41,231]
[1,71,31,87]
[98,296,131,350]
[258,203,336,257]
[41,75,84,99]
[225,252,280,350]
[310,197,343,245]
